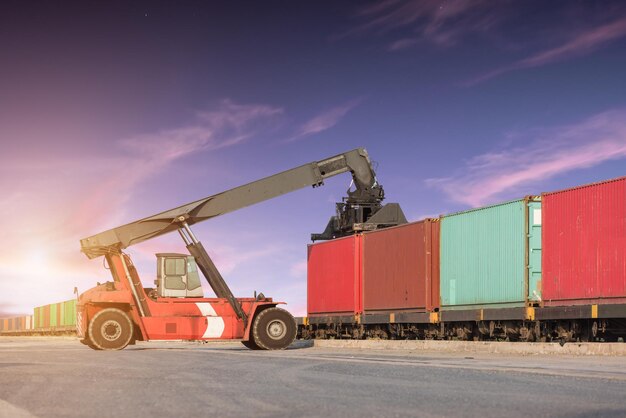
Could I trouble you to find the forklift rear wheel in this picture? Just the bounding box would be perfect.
[88,308,134,350]
[252,307,297,350]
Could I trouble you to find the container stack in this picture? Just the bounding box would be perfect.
[304,174,626,341]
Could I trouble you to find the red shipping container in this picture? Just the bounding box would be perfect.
[543,176,626,305]
[307,235,361,316]
[362,219,440,313]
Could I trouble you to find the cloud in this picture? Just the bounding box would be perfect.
[468,16,626,85]
[346,1,626,82]
[388,38,419,51]
[344,0,501,49]
[75,101,284,231]
[426,109,626,207]
[120,100,283,160]
[0,99,283,315]
[286,98,363,142]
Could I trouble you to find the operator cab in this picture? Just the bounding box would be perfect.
[155,253,203,298]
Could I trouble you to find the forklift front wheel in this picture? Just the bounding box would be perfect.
[88,308,134,350]
[251,307,297,350]
[241,339,262,350]
[80,336,102,350]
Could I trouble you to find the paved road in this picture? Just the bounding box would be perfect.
[1,338,625,418]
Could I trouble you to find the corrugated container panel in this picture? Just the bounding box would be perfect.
[38,306,45,329]
[34,307,41,329]
[0,319,4,331]
[62,300,76,326]
[34,306,42,328]
[70,300,76,325]
[59,302,65,326]
[441,199,537,309]
[308,235,361,315]
[50,304,58,327]
[362,219,440,313]
[43,305,50,328]
[543,177,626,305]
[62,301,68,326]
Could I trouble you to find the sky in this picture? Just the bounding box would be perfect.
[1,0,626,317]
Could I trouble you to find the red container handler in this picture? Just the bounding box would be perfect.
[307,235,362,316]
[542,176,626,306]
[362,219,440,313]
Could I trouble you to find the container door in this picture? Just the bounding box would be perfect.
[307,235,361,315]
[528,200,542,302]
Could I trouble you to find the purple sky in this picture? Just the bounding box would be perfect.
[1,1,626,316]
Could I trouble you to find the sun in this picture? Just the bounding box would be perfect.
[28,248,49,270]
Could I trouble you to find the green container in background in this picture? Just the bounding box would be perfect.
[34,306,45,329]
[440,198,542,310]
[34,307,40,329]
[59,302,65,326]
[49,303,58,327]
[63,299,76,326]
[33,299,77,329]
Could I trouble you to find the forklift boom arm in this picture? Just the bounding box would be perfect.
[80,148,380,259]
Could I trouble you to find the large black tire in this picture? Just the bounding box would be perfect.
[241,338,262,350]
[80,336,102,350]
[251,307,297,350]
[88,308,134,351]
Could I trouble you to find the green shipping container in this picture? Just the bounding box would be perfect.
[33,300,76,329]
[34,306,43,329]
[49,303,58,327]
[59,302,65,326]
[440,198,542,310]
[62,299,77,326]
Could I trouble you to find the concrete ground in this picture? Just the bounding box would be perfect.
[1,337,625,418]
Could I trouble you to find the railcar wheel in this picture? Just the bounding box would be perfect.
[88,308,134,351]
[252,307,297,350]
